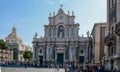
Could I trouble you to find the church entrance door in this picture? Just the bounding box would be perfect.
[79,56,84,64]
[57,53,64,64]
[39,56,43,65]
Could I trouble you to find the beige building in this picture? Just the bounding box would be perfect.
[0,40,13,61]
[104,0,120,71]
[91,23,107,64]
[5,26,32,61]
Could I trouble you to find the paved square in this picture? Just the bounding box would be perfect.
[0,67,1,72]
[1,67,64,72]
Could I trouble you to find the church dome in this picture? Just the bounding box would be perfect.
[6,25,22,42]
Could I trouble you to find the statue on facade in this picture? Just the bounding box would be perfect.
[34,32,38,38]
[57,26,64,38]
[87,31,89,37]
[59,31,63,38]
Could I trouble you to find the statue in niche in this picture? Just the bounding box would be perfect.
[57,26,64,38]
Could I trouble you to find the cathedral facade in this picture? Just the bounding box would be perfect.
[32,8,92,65]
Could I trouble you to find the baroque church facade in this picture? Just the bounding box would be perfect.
[32,7,92,65]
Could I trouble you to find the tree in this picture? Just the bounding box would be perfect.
[23,50,33,61]
[0,39,9,61]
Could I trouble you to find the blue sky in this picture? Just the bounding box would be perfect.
[0,0,106,47]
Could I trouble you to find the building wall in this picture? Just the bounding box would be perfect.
[91,23,107,64]
[104,0,120,71]
[0,49,13,62]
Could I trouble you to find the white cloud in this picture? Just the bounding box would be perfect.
[44,0,54,4]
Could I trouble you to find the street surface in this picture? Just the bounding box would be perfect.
[1,67,65,72]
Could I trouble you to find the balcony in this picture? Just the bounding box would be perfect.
[104,33,116,46]
[115,21,120,36]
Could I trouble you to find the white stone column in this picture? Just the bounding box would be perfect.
[73,47,75,61]
[70,47,72,61]
[50,47,53,60]
[69,28,71,36]
[117,0,120,23]
[55,50,57,61]
[46,46,50,60]
[65,29,67,38]
[33,47,35,60]
[51,28,53,38]
[74,28,76,37]
[36,48,39,61]
[64,53,65,63]
[55,27,57,38]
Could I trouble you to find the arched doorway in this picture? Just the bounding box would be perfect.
[39,49,43,65]
[79,56,84,64]
[39,55,43,65]
[55,47,65,64]
[110,60,114,71]
[79,49,85,64]
[57,53,64,64]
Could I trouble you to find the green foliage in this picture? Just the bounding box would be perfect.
[0,39,8,50]
[0,39,9,61]
[23,50,33,60]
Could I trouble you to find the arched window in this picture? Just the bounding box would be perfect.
[80,49,84,54]
[40,49,42,54]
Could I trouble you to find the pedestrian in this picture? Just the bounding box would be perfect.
[97,65,101,72]
[83,64,87,72]
[2,61,5,67]
[54,64,57,72]
[78,66,82,72]
[64,64,68,72]
[88,65,93,72]
[24,62,27,68]
[101,65,104,72]
[57,64,59,71]
[35,63,37,68]
[112,68,117,72]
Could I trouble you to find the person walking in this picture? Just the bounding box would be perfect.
[24,62,27,68]
[2,61,5,67]
[83,64,87,72]
[64,64,68,72]
[57,64,59,72]
[112,68,117,72]
[54,64,57,72]
[88,65,93,72]
[97,65,101,72]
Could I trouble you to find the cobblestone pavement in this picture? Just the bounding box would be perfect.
[1,67,65,72]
